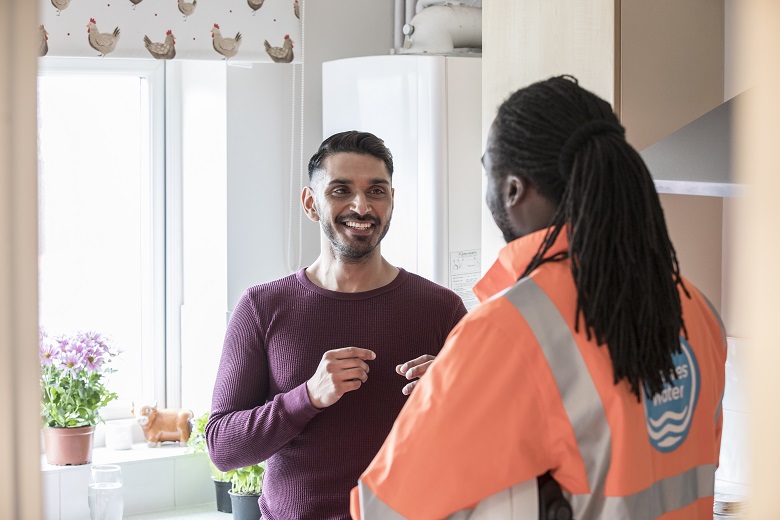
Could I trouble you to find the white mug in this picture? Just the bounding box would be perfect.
[104,420,133,450]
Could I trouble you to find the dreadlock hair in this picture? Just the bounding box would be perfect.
[308,130,394,181]
[489,75,690,399]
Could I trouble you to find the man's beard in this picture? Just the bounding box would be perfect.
[322,212,392,262]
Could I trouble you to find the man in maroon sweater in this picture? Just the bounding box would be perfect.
[206,131,467,519]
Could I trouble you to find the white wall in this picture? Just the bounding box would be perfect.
[225,0,394,311]
[176,61,230,416]
[226,64,294,309]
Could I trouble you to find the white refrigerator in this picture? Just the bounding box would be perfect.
[322,55,483,309]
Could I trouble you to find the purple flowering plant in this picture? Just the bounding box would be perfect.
[40,329,119,428]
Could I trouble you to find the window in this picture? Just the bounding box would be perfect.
[37,59,166,419]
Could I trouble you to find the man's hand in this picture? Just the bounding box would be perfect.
[306,347,376,409]
[396,354,435,395]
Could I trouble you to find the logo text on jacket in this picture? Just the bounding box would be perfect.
[643,337,701,452]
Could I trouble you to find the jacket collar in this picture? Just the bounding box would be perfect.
[473,227,569,302]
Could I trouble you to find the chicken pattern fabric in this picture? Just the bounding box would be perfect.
[211,23,242,60]
[39,25,49,57]
[38,0,301,62]
[264,34,294,63]
[87,18,120,57]
[144,30,176,60]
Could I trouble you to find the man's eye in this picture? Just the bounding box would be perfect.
[331,188,348,195]
[369,189,386,195]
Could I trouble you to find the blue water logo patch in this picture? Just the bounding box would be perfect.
[643,337,700,452]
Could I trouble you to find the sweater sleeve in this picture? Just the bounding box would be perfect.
[206,290,321,471]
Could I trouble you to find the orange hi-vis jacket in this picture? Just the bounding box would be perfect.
[351,228,727,520]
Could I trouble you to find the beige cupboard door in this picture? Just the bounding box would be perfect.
[482,0,724,150]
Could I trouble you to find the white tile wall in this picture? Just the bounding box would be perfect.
[722,337,750,414]
[718,409,750,485]
[174,453,217,507]
[715,337,751,495]
[42,446,215,520]
[41,471,60,520]
[59,465,91,520]
[123,459,176,515]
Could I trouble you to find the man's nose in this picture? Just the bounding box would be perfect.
[350,192,371,215]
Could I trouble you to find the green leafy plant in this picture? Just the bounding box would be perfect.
[187,411,236,483]
[231,462,266,496]
[39,329,119,428]
[211,464,236,483]
[187,411,209,454]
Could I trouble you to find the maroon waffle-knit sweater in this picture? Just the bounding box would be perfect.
[206,268,467,520]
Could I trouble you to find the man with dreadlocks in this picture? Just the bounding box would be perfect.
[350,76,727,520]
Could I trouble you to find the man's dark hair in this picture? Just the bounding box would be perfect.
[489,75,690,399]
[307,130,394,181]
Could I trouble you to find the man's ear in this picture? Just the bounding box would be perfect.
[504,173,527,209]
[302,186,320,222]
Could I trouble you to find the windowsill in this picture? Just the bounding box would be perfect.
[125,504,228,519]
[41,442,194,472]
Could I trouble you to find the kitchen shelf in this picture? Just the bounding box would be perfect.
[654,180,747,198]
[644,94,749,197]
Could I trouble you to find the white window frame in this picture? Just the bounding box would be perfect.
[37,58,175,417]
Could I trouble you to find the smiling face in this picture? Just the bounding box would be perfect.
[303,152,394,262]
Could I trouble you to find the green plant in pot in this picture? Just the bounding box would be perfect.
[187,411,236,513]
[229,461,265,520]
[39,328,119,466]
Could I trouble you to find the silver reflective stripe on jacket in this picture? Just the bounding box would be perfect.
[358,478,540,520]
[590,464,716,520]
[504,277,611,519]
[359,482,406,519]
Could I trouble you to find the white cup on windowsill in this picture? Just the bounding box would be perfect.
[104,420,134,451]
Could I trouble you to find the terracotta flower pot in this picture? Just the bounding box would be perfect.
[42,425,95,466]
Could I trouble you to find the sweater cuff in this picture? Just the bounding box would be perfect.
[280,382,322,429]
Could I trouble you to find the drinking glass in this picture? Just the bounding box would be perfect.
[88,464,124,520]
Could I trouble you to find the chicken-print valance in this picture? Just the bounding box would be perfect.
[39,0,301,63]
